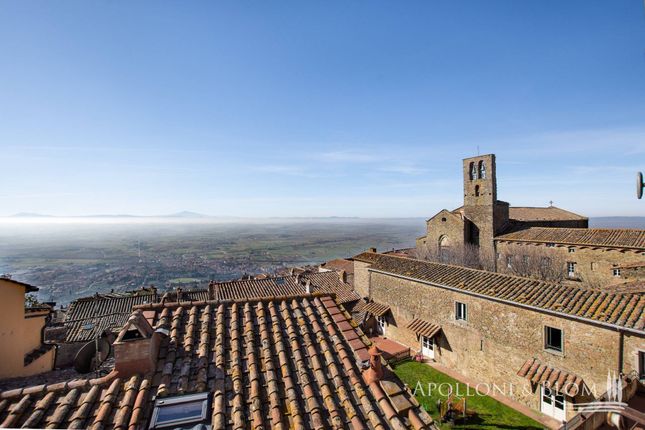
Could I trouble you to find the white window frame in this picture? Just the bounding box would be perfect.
[421,335,434,358]
[612,268,621,277]
[541,386,566,421]
[567,262,576,278]
[455,302,467,321]
[376,315,387,335]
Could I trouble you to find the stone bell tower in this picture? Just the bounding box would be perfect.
[462,154,508,268]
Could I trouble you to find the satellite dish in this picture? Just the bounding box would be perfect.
[73,333,112,373]
[637,172,644,200]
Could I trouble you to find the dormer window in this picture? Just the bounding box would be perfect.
[469,162,476,180]
[478,160,486,179]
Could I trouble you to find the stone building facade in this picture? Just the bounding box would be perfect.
[352,252,645,422]
[416,153,644,289]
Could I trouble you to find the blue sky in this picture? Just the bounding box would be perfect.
[1,1,644,217]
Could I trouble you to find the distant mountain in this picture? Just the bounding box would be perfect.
[166,211,210,218]
[10,212,53,217]
[590,217,645,229]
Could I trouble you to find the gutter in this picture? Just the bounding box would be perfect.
[367,268,645,337]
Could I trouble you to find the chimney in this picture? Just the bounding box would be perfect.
[289,268,295,276]
[363,345,384,384]
[208,281,216,300]
[114,310,161,376]
[176,287,183,303]
[368,247,377,253]
[305,279,312,294]
[339,270,347,283]
[295,273,301,284]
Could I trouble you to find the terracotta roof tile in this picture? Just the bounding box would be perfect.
[406,318,441,338]
[0,293,434,429]
[353,252,645,332]
[517,358,585,397]
[363,301,391,317]
[213,271,360,304]
[496,227,645,250]
[508,206,587,222]
[321,258,354,274]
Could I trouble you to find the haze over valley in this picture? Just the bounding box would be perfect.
[0,217,425,305]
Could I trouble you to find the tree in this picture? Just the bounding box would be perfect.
[504,244,566,283]
[25,293,41,308]
[415,242,494,271]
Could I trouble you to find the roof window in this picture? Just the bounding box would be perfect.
[150,392,210,429]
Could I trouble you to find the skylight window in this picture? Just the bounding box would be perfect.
[149,392,209,429]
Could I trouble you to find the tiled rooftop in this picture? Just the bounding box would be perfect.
[212,271,361,304]
[507,206,587,222]
[363,301,391,317]
[495,227,645,250]
[321,258,354,274]
[63,291,159,343]
[406,318,441,339]
[0,294,434,429]
[451,205,587,222]
[517,358,584,397]
[352,252,645,332]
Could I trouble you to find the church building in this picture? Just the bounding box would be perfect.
[416,154,644,288]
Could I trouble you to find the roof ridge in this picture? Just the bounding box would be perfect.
[357,252,641,299]
[354,251,562,287]
[134,292,338,311]
[518,226,644,232]
[0,370,126,400]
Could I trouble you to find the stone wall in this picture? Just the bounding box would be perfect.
[416,210,466,259]
[495,241,645,287]
[356,267,645,419]
[354,261,372,298]
[624,332,645,377]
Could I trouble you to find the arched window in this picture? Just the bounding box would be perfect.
[478,160,486,179]
[475,185,480,197]
[469,162,476,180]
[438,235,451,260]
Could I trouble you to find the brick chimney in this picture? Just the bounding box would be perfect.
[208,281,216,300]
[113,310,165,376]
[363,345,384,384]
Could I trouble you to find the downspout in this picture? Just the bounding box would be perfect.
[618,329,624,376]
